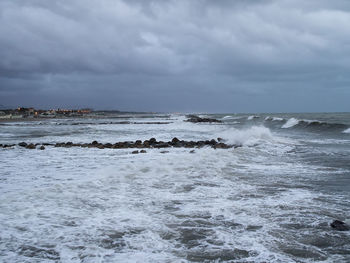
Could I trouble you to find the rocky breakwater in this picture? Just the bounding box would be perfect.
[52,138,234,149]
[185,115,222,123]
[1,137,239,150]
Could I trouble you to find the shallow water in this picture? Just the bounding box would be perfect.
[1,113,349,262]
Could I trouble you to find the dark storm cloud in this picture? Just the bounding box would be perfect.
[0,0,349,112]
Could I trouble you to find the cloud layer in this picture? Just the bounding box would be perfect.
[1,0,350,112]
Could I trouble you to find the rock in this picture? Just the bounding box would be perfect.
[160,151,169,154]
[330,220,350,231]
[154,143,169,148]
[132,150,139,154]
[140,150,147,153]
[190,150,195,153]
[149,138,157,144]
[172,137,180,143]
[92,140,98,145]
[209,139,217,145]
[18,142,27,147]
[39,145,45,150]
[185,115,222,123]
[26,143,36,149]
[217,137,223,142]
[214,143,231,149]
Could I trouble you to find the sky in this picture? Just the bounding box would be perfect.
[0,0,350,113]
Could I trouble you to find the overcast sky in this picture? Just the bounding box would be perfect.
[1,0,350,112]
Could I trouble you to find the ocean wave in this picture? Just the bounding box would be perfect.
[265,116,284,122]
[281,118,299,128]
[281,118,348,131]
[247,115,259,120]
[218,126,273,146]
[343,128,350,133]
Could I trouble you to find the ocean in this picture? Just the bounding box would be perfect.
[0,113,349,262]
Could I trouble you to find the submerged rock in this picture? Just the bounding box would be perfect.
[131,150,139,154]
[330,220,350,231]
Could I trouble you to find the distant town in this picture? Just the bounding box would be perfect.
[0,107,95,119]
[0,107,158,120]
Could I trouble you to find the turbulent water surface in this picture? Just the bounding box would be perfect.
[1,113,350,262]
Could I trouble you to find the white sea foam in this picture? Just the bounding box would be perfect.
[265,116,284,121]
[247,115,259,120]
[281,118,299,128]
[218,126,273,146]
[343,128,350,133]
[1,114,350,262]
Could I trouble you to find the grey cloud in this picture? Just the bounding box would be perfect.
[0,0,349,112]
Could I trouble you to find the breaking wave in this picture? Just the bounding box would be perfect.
[343,128,350,134]
[281,118,300,128]
[265,116,284,122]
[218,126,273,146]
[281,118,348,132]
[247,115,259,120]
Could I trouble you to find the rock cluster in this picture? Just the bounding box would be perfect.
[331,220,350,231]
[1,138,237,150]
[185,115,222,123]
[51,138,233,149]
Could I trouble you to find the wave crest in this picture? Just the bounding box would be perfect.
[218,126,273,146]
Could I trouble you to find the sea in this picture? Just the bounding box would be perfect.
[0,112,349,262]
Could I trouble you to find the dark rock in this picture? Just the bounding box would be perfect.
[149,138,157,144]
[132,150,139,154]
[3,144,15,148]
[214,143,231,149]
[66,142,73,145]
[140,150,147,153]
[172,137,180,143]
[39,146,45,150]
[104,143,113,148]
[18,142,27,147]
[26,143,36,149]
[217,137,224,142]
[209,139,217,145]
[92,140,98,145]
[185,115,222,123]
[160,151,169,154]
[154,143,170,148]
[190,150,195,153]
[330,220,350,231]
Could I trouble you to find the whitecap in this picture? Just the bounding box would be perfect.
[281,118,299,128]
[247,115,259,120]
[343,128,350,133]
[218,126,273,146]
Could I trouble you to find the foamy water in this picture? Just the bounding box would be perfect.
[1,113,350,262]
